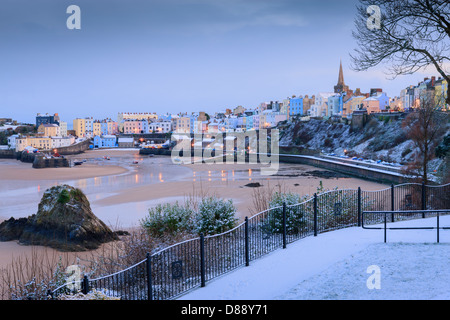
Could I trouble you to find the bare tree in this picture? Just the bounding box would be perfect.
[351,0,450,105]
[402,92,448,183]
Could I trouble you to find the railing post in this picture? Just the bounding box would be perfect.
[391,184,395,222]
[146,253,153,300]
[200,233,206,288]
[422,182,426,218]
[245,217,250,267]
[81,275,89,295]
[437,212,440,244]
[282,202,287,249]
[357,187,361,227]
[314,193,318,237]
[384,213,387,243]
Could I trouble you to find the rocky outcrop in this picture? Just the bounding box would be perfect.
[0,185,119,251]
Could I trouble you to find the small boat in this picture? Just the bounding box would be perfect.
[74,161,83,166]
[132,161,139,164]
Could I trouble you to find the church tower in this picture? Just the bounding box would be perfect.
[334,60,349,94]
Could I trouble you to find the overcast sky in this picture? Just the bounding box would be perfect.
[0,0,439,124]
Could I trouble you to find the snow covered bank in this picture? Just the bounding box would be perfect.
[179,215,450,300]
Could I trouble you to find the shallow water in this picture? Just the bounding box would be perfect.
[0,155,263,227]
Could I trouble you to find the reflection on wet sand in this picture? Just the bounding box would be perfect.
[0,155,263,223]
[0,150,389,229]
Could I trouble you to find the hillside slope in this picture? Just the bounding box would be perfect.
[278,116,449,182]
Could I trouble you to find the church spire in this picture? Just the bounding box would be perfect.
[338,59,345,86]
[334,59,349,94]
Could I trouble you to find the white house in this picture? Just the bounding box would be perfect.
[149,121,172,133]
[118,137,135,148]
[59,121,68,137]
[308,92,335,117]
[51,136,75,149]
[7,134,20,150]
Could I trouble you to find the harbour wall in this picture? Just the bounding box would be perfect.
[140,147,410,184]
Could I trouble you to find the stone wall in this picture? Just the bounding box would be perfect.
[32,156,70,168]
[44,138,92,155]
[278,154,408,184]
[0,149,16,159]
[350,111,370,132]
[19,152,36,163]
[139,148,172,156]
[121,133,170,144]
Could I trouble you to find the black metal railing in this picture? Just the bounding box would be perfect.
[48,182,450,300]
[362,209,450,243]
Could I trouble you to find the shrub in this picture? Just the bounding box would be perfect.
[57,289,120,300]
[267,192,308,235]
[141,197,238,237]
[195,197,237,235]
[140,202,194,238]
[323,138,333,148]
[69,188,84,202]
[57,189,70,204]
[401,148,412,158]
[436,134,450,159]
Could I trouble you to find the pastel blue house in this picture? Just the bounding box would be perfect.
[101,122,109,136]
[375,92,390,111]
[246,115,254,131]
[94,135,117,148]
[189,114,198,133]
[237,116,244,129]
[289,97,304,116]
[224,117,238,131]
[328,94,344,116]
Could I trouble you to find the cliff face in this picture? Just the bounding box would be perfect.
[279,117,415,163]
[278,116,449,183]
[0,185,118,251]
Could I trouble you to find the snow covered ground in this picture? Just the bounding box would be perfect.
[179,215,450,300]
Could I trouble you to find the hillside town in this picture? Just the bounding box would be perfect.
[1,62,449,153]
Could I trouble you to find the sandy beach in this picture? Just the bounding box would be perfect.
[0,148,389,282]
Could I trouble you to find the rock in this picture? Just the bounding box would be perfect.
[0,217,28,241]
[305,170,349,179]
[0,185,119,251]
[244,182,262,188]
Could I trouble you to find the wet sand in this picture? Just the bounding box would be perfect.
[0,148,389,277]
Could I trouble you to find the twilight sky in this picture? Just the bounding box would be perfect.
[0,0,439,124]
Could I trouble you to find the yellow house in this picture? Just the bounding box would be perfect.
[434,78,448,110]
[37,123,60,137]
[17,137,52,151]
[73,118,86,137]
[343,96,366,116]
[93,121,102,137]
[118,112,158,122]
[30,137,52,150]
[173,117,190,133]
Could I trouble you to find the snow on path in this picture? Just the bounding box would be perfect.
[179,215,450,300]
